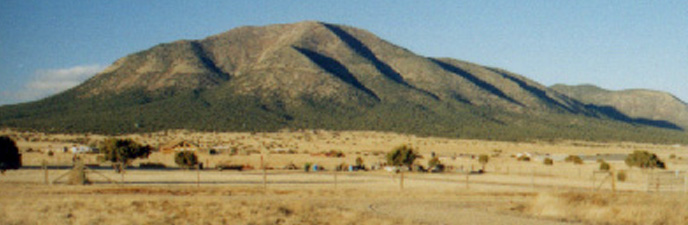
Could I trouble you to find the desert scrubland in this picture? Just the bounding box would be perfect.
[2,129,688,224]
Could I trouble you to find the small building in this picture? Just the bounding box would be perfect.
[159,140,199,154]
[70,146,96,154]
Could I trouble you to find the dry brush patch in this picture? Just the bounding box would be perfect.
[527,191,688,225]
[0,184,417,225]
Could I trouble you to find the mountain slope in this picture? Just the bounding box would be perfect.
[0,21,686,143]
[552,84,688,129]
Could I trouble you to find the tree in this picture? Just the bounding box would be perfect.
[478,154,489,171]
[428,156,445,172]
[175,151,198,169]
[565,155,583,165]
[599,160,611,171]
[100,138,152,173]
[625,150,665,169]
[386,145,418,168]
[355,156,364,167]
[0,136,21,173]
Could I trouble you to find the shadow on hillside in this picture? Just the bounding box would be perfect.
[487,68,579,114]
[322,23,440,100]
[585,104,684,131]
[293,47,380,101]
[429,58,522,106]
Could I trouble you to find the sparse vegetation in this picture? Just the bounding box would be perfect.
[543,158,553,165]
[625,150,665,169]
[174,151,198,169]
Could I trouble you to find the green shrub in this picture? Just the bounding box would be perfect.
[386,145,418,167]
[625,151,665,169]
[478,154,489,170]
[599,160,610,171]
[100,138,152,173]
[565,155,583,165]
[543,158,554,165]
[175,151,198,169]
[617,170,627,182]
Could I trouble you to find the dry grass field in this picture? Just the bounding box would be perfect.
[2,129,688,224]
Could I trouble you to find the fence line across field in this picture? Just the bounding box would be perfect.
[32,162,688,194]
[646,170,687,193]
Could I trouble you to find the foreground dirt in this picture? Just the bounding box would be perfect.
[0,181,577,225]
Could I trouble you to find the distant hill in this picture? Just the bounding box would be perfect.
[0,21,686,143]
[552,84,688,130]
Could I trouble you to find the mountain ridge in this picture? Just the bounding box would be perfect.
[552,84,688,130]
[1,21,686,143]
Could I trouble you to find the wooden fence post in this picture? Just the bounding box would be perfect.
[400,170,404,190]
[610,171,616,192]
[196,164,200,188]
[42,160,49,185]
[465,172,470,189]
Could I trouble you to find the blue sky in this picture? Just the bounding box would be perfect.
[1,0,686,105]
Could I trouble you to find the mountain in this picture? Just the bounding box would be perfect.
[1,21,686,143]
[552,84,688,130]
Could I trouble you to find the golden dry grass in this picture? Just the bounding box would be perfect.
[2,129,688,224]
[528,191,688,225]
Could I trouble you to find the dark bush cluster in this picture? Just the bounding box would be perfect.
[565,155,584,165]
[625,150,665,169]
[100,138,152,172]
[599,160,611,171]
[386,145,418,168]
[175,151,198,169]
[0,136,21,173]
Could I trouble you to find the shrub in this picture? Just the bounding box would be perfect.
[324,150,345,158]
[543,158,554,165]
[625,151,665,169]
[0,136,21,173]
[617,170,627,182]
[100,138,152,173]
[599,160,611,171]
[428,156,441,169]
[175,151,198,169]
[386,145,418,168]
[139,162,167,169]
[669,154,676,159]
[304,162,312,172]
[355,156,364,167]
[517,155,530,161]
[565,155,583,165]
